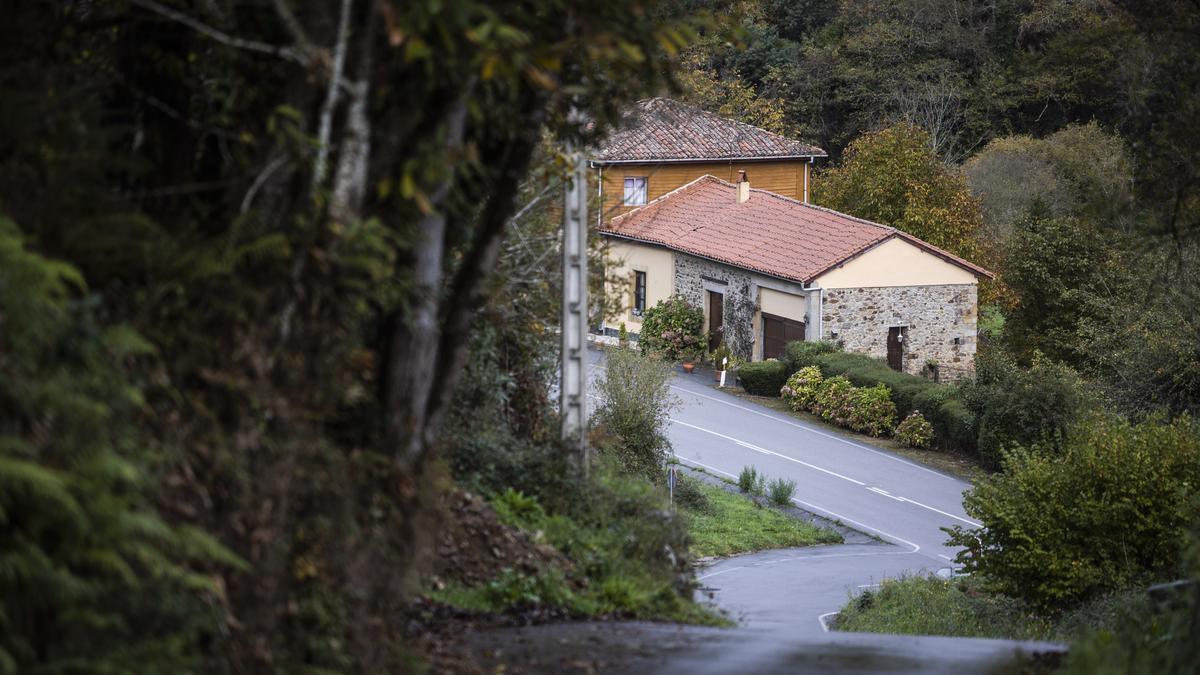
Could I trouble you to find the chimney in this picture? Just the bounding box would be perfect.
[736,170,750,203]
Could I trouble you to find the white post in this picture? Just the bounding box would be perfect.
[561,146,589,462]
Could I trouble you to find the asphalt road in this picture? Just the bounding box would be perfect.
[587,347,980,635]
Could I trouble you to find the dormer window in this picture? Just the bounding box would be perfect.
[623,177,648,206]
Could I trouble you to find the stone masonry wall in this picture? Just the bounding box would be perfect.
[821,284,978,380]
[673,253,759,360]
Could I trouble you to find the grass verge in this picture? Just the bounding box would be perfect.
[834,574,1144,641]
[721,386,987,481]
[678,477,841,558]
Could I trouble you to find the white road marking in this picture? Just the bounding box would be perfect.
[818,611,839,632]
[673,419,982,528]
[938,554,953,561]
[677,457,922,554]
[671,419,866,486]
[670,383,959,482]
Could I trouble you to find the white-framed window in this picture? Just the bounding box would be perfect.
[632,270,647,316]
[623,176,648,206]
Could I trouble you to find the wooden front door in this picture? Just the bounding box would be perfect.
[762,313,805,360]
[707,291,724,351]
[887,327,904,372]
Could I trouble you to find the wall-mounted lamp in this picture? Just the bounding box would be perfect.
[830,328,839,338]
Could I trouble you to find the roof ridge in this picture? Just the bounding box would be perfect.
[607,174,727,228]
[747,186,897,235]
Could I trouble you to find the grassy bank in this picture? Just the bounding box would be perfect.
[834,574,1141,642]
[677,476,841,558]
[424,468,725,625]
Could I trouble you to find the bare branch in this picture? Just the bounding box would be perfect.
[271,0,314,55]
[131,0,307,65]
[241,154,290,214]
[312,0,353,192]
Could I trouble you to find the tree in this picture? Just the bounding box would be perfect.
[1001,206,1109,366]
[0,0,711,670]
[813,124,985,263]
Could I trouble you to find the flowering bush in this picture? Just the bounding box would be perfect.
[895,411,934,448]
[780,366,823,411]
[812,376,856,427]
[847,384,898,437]
[638,295,705,362]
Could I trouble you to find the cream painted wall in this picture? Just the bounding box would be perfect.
[815,236,978,289]
[605,240,675,331]
[759,287,807,322]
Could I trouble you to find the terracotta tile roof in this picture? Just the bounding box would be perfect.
[592,98,826,164]
[600,175,993,284]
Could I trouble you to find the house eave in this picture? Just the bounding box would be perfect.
[589,154,826,167]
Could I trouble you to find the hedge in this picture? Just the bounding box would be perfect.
[737,359,790,396]
[800,346,974,453]
[912,386,977,454]
[811,352,937,417]
[782,340,840,373]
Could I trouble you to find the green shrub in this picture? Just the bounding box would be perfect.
[766,477,797,506]
[738,359,790,396]
[946,415,1200,612]
[595,348,679,482]
[782,340,840,372]
[781,366,823,411]
[912,386,976,453]
[962,351,1088,466]
[813,352,938,417]
[847,384,898,436]
[895,411,935,448]
[737,465,766,495]
[673,473,713,514]
[638,295,705,362]
[812,375,856,426]
[835,575,1046,639]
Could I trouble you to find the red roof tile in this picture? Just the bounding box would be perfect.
[600,175,993,283]
[592,98,826,164]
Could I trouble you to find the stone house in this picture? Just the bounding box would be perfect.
[598,174,993,379]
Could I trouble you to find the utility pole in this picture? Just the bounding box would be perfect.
[560,146,589,463]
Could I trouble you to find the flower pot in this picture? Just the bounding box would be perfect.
[682,362,696,374]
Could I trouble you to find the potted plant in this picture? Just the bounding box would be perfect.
[639,295,705,365]
[710,344,734,381]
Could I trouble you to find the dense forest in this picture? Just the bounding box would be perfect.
[1,1,1198,673]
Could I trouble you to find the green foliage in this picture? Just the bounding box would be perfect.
[813,125,985,265]
[895,411,935,449]
[836,575,1047,639]
[638,295,706,362]
[811,375,856,427]
[737,359,790,396]
[846,384,898,437]
[0,220,241,674]
[781,340,840,373]
[1002,206,1110,366]
[812,352,936,419]
[946,416,1200,612]
[962,351,1088,466]
[1062,523,1200,675]
[481,462,714,624]
[911,387,976,453]
[737,466,765,496]
[766,477,797,506]
[672,473,713,515]
[681,479,839,558]
[594,348,679,482]
[780,366,823,411]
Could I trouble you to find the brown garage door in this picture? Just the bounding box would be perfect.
[763,313,805,360]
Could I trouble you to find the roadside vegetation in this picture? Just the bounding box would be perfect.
[675,473,838,558]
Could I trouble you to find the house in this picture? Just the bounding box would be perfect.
[590,97,827,227]
[598,173,993,380]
